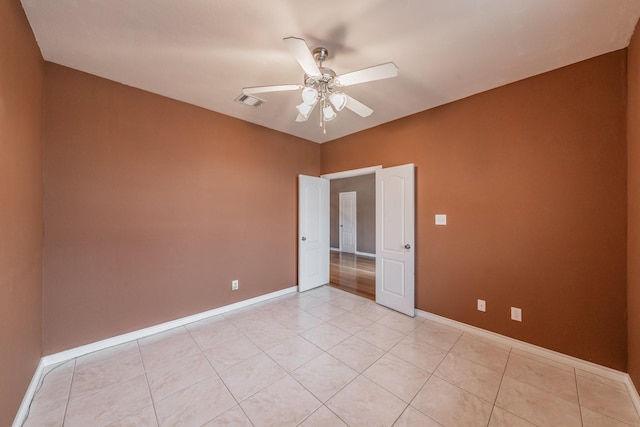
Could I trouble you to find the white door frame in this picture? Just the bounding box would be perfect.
[339,191,357,254]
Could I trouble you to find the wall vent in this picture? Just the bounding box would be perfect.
[235,93,265,107]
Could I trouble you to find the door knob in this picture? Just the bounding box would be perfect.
[301,237,307,241]
[404,243,411,249]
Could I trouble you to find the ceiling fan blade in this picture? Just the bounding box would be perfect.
[345,95,373,117]
[283,37,321,77]
[243,84,302,95]
[335,62,398,87]
[295,113,309,122]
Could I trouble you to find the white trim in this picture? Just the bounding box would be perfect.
[12,359,45,427]
[330,247,340,252]
[355,251,376,258]
[321,165,381,180]
[14,285,297,426]
[42,286,297,366]
[416,309,634,383]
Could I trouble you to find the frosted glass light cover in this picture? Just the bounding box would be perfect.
[322,104,337,121]
[301,87,319,105]
[329,92,347,111]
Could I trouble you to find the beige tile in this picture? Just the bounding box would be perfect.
[241,375,321,427]
[243,321,298,351]
[303,286,334,301]
[505,352,578,403]
[576,368,629,392]
[393,406,442,427]
[201,406,253,426]
[435,353,503,403]
[154,376,236,427]
[106,405,158,426]
[329,311,374,335]
[266,335,323,372]
[488,407,536,427]
[22,403,67,427]
[138,327,201,371]
[328,335,385,372]
[409,320,463,351]
[185,316,242,350]
[451,333,510,373]
[411,375,493,427]
[329,294,369,311]
[327,376,407,427]
[356,322,405,351]
[278,310,324,333]
[26,359,74,419]
[352,302,393,322]
[292,353,358,402]
[577,375,640,426]
[145,350,216,401]
[376,311,424,335]
[218,352,286,401]
[70,341,144,400]
[389,335,448,373]
[306,302,348,321]
[299,406,348,427]
[581,406,637,427]
[64,374,152,427]
[202,335,262,371]
[511,348,574,374]
[363,353,430,403]
[290,294,326,310]
[495,376,582,426]
[301,323,351,351]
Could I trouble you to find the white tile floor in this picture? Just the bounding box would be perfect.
[21,286,640,427]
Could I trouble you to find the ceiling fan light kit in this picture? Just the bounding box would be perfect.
[240,36,398,135]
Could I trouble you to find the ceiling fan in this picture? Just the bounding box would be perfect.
[241,37,398,134]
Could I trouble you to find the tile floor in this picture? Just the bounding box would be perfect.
[21,286,640,427]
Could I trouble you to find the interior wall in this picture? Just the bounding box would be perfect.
[43,63,320,354]
[0,0,44,424]
[329,174,375,254]
[322,51,628,370]
[628,21,640,386]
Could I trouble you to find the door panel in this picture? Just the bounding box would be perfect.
[339,191,357,254]
[375,164,415,316]
[298,175,330,292]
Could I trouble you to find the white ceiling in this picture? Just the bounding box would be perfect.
[21,0,640,143]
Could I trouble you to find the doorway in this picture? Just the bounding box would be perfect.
[299,164,415,316]
[323,167,378,300]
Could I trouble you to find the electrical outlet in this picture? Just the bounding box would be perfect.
[477,299,486,312]
[232,280,239,291]
[511,307,522,322]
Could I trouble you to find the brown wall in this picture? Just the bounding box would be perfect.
[43,64,320,354]
[322,51,628,369]
[628,22,640,386]
[330,174,376,254]
[0,0,44,424]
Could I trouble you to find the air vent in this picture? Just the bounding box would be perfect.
[235,94,265,107]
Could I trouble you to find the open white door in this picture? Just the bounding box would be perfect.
[339,191,357,254]
[375,164,415,316]
[298,175,330,292]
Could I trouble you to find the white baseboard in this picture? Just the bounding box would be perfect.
[12,359,45,427]
[416,309,640,414]
[13,285,297,426]
[330,248,376,259]
[355,251,375,258]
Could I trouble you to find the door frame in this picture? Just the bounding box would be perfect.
[339,191,357,254]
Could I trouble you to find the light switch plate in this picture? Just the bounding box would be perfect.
[511,307,522,322]
[477,299,486,312]
[435,214,447,225]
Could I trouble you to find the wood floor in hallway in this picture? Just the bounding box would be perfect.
[329,251,375,300]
